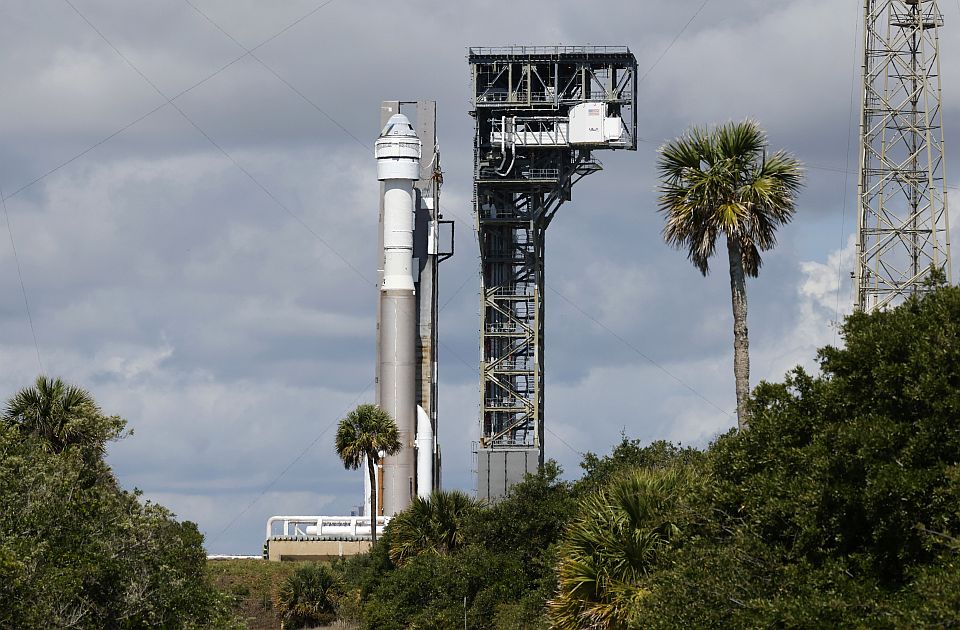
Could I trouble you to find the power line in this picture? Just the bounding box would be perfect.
[182,0,369,151]
[638,0,713,84]
[62,0,373,287]
[2,0,340,203]
[0,187,44,374]
[209,380,374,543]
[834,0,862,343]
[549,285,734,420]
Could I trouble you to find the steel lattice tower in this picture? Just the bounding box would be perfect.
[469,47,637,500]
[857,0,952,311]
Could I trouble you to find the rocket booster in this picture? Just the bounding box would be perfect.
[375,114,420,516]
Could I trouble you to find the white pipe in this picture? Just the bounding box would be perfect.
[266,515,391,539]
[415,405,434,499]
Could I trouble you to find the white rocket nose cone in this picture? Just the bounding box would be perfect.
[379,114,418,139]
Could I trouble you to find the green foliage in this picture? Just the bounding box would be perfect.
[655,120,804,277]
[0,378,236,629]
[576,436,702,496]
[207,558,301,627]
[387,490,479,565]
[335,403,402,545]
[334,404,402,472]
[273,563,341,629]
[549,466,699,629]
[629,287,960,627]
[339,463,576,628]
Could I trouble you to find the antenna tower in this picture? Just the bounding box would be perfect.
[856,0,951,311]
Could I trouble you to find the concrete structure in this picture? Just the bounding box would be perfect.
[265,539,373,562]
[857,0,952,310]
[469,46,637,501]
[263,515,387,561]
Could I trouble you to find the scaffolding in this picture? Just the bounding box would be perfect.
[856,0,952,311]
[469,46,637,500]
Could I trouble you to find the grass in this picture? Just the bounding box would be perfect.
[208,558,299,630]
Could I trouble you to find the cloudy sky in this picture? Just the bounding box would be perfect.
[2,0,959,554]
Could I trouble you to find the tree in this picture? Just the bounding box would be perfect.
[656,120,803,428]
[274,563,342,629]
[335,404,402,546]
[624,286,960,627]
[0,378,236,628]
[548,467,697,629]
[4,375,125,459]
[388,490,478,566]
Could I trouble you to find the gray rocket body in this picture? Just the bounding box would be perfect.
[378,290,417,515]
[373,112,428,516]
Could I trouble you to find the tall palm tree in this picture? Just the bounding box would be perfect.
[4,376,112,454]
[387,490,478,566]
[548,467,694,629]
[656,120,804,429]
[335,404,402,546]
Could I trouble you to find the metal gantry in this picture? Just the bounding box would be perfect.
[469,46,637,500]
[857,0,952,311]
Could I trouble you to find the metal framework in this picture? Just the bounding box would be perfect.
[469,46,637,500]
[857,0,951,311]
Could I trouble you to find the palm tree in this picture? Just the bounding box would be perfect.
[335,404,402,546]
[4,376,120,455]
[387,490,478,566]
[656,120,804,429]
[548,467,694,629]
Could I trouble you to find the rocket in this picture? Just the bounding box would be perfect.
[369,112,438,516]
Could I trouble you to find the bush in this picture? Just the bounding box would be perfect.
[274,563,342,629]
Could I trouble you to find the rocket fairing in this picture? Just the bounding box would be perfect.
[373,113,433,515]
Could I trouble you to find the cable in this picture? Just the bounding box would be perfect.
[549,286,734,419]
[0,188,44,374]
[545,427,584,458]
[637,0,713,85]
[182,0,369,151]
[3,0,340,203]
[834,1,862,343]
[62,0,373,287]
[209,380,374,543]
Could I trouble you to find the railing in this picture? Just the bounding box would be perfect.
[265,515,391,540]
[469,45,631,57]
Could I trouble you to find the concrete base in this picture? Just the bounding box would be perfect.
[265,538,372,562]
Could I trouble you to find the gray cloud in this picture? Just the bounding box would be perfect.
[0,0,956,553]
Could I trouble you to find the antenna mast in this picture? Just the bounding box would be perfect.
[856,0,951,311]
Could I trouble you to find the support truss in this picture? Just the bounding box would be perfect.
[857,0,952,311]
[469,46,637,499]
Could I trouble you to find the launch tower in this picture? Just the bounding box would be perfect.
[857,0,951,310]
[469,46,637,500]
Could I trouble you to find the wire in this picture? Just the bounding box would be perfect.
[0,188,44,374]
[3,0,340,203]
[62,0,373,287]
[637,0,713,85]
[545,427,584,458]
[182,0,369,151]
[835,1,862,343]
[549,286,734,419]
[209,380,374,543]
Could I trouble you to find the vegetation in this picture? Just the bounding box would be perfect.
[335,404,402,546]
[317,286,960,628]
[207,559,300,629]
[0,377,237,629]
[273,563,342,629]
[656,120,804,428]
[551,285,960,628]
[387,489,478,566]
